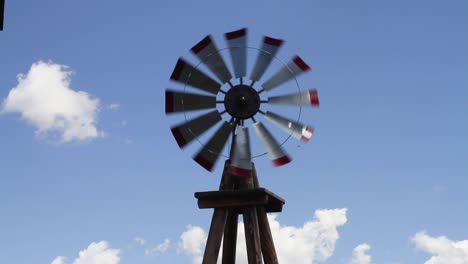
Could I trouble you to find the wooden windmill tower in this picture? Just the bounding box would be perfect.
[166,28,319,263]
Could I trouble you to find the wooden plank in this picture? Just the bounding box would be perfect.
[222,210,238,264]
[243,206,263,263]
[195,188,284,212]
[198,194,269,209]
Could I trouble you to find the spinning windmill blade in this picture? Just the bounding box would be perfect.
[166,28,319,172]
[193,121,235,171]
[170,110,222,148]
[225,28,247,79]
[250,36,284,82]
[191,35,232,84]
[261,55,310,92]
[268,89,319,106]
[230,126,252,176]
[253,122,291,166]
[170,58,221,94]
[165,90,216,113]
[264,111,314,142]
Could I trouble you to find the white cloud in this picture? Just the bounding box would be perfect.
[146,239,171,255]
[179,225,207,264]
[1,61,102,142]
[51,256,66,264]
[51,241,120,264]
[350,243,372,264]
[413,231,468,264]
[178,208,347,264]
[108,103,120,110]
[134,237,146,246]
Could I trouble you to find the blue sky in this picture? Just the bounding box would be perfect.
[1,1,467,263]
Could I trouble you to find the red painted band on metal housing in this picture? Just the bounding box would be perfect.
[165,91,174,113]
[272,155,291,166]
[171,127,188,148]
[309,89,319,105]
[170,58,186,80]
[231,166,251,177]
[293,56,311,71]
[264,36,283,47]
[191,35,212,54]
[225,28,246,40]
[194,154,214,171]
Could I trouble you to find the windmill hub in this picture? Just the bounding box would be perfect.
[224,84,260,119]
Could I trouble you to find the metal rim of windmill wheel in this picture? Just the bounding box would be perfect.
[165,28,320,176]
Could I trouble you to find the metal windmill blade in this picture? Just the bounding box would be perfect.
[191,35,232,84]
[170,58,221,94]
[253,121,291,166]
[193,121,235,171]
[268,89,319,106]
[250,36,284,82]
[170,110,222,148]
[264,111,314,142]
[261,55,310,92]
[165,90,216,113]
[225,28,247,79]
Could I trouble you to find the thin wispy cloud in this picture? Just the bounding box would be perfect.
[1,61,103,142]
[108,103,120,110]
[146,239,171,255]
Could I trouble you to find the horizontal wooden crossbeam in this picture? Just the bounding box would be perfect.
[195,188,285,213]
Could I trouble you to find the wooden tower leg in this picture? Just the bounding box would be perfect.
[243,206,263,263]
[222,210,238,264]
[202,209,227,264]
[252,164,279,264]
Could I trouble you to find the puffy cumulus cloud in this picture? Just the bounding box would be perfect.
[146,239,171,255]
[179,225,207,264]
[50,241,120,264]
[179,208,347,264]
[1,61,103,142]
[350,243,372,264]
[413,231,468,264]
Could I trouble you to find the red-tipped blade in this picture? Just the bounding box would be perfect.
[191,35,232,84]
[170,58,221,94]
[264,111,314,142]
[170,110,222,148]
[261,55,310,92]
[250,36,284,82]
[230,126,252,177]
[193,121,235,171]
[165,90,216,114]
[253,122,291,167]
[225,28,247,78]
[268,89,319,106]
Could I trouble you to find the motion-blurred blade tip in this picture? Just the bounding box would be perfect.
[272,155,291,166]
[194,154,214,171]
[191,35,212,54]
[170,59,186,81]
[293,56,311,72]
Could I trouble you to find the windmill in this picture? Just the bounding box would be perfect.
[166,28,319,263]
